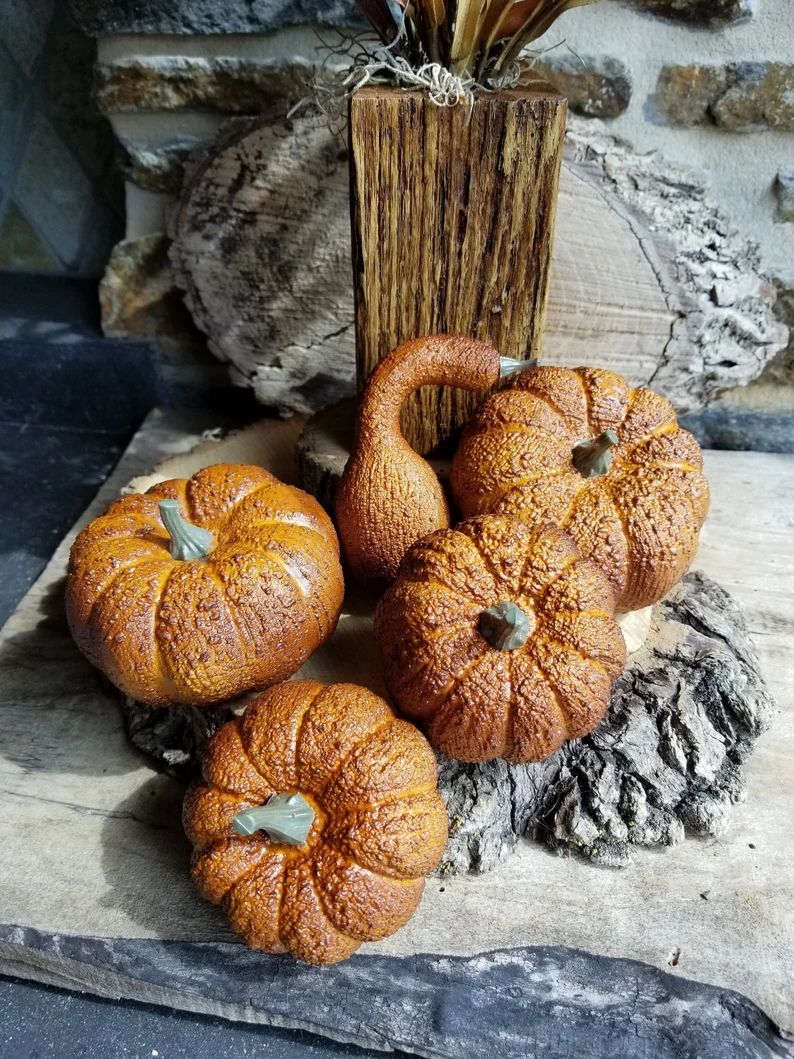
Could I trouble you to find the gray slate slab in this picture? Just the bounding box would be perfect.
[1,926,790,1059]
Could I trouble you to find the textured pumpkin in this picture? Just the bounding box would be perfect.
[450,366,709,611]
[183,680,448,964]
[335,333,527,585]
[374,516,626,763]
[66,464,344,707]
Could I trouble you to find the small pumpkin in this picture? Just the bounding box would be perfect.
[374,516,626,764]
[183,680,448,964]
[66,464,344,707]
[450,366,709,611]
[335,333,527,585]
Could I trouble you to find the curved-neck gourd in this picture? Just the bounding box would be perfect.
[335,334,527,585]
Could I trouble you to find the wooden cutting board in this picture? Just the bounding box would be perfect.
[1,409,792,1058]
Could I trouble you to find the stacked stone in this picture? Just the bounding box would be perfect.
[69,0,794,414]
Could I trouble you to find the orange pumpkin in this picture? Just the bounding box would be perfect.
[66,464,344,707]
[450,366,709,611]
[335,334,527,585]
[183,680,448,964]
[374,516,626,764]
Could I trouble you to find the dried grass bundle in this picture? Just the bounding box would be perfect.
[356,0,595,79]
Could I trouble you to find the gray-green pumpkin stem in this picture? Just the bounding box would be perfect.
[232,793,315,846]
[499,356,538,380]
[159,499,213,561]
[479,601,533,651]
[572,429,620,479]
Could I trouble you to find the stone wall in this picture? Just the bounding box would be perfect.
[70,0,794,411]
[0,5,123,275]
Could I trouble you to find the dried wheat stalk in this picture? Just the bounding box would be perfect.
[356,0,595,80]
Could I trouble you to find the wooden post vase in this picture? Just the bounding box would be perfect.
[349,84,567,454]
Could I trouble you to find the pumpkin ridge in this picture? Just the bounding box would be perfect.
[184,465,272,528]
[485,465,573,514]
[294,692,396,796]
[192,837,271,903]
[314,718,398,791]
[456,525,509,588]
[534,634,613,679]
[217,844,276,904]
[335,781,439,816]
[428,650,491,717]
[255,546,329,643]
[551,607,613,621]
[249,686,326,794]
[468,419,568,442]
[401,567,494,610]
[227,512,331,543]
[307,859,362,943]
[574,367,598,434]
[524,386,572,428]
[601,478,636,599]
[83,557,167,629]
[516,523,555,598]
[618,420,680,460]
[150,563,193,702]
[505,653,519,759]
[225,717,285,796]
[531,553,581,608]
[398,575,480,612]
[202,560,258,659]
[407,619,479,645]
[323,835,419,883]
[524,653,570,743]
[274,859,288,950]
[621,456,700,474]
[308,852,366,941]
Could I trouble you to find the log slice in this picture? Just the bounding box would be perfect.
[169,113,786,417]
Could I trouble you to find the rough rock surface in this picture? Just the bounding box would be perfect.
[622,0,754,25]
[122,699,234,778]
[533,55,631,119]
[5,928,790,1059]
[69,0,362,35]
[776,171,794,224]
[123,572,774,873]
[651,63,794,131]
[99,233,202,340]
[96,57,319,114]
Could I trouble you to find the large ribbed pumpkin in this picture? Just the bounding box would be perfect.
[184,680,448,964]
[66,464,344,707]
[450,366,709,611]
[375,516,626,764]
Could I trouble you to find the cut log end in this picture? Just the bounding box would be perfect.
[169,112,787,421]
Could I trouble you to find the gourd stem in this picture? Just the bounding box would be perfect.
[358,335,502,436]
[232,793,315,846]
[159,499,214,561]
[479,601,534,651]
[572,429,620,479]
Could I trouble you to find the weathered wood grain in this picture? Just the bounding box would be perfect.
[349,86,566,453]
[169,113,786,419]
